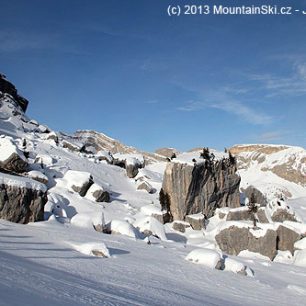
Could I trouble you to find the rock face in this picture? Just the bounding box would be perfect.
[215,225,277,260]
[276,225,301,255]
[155,148,179,159]
[243,185,267,206]
[0,74,28,112]
[160,159,241,222]
[271,208,297,223]
[0,174,47,223]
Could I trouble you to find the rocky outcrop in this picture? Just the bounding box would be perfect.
[271,208,297,223]
[160,159,241,222]
[0,173,47,223]
[0,74,28,112]
[226,207,252,221]
[155,148,178,159]
[216,224,302,260]
[276,225,301,255]
[216,225,277,260]
[243,185,267,206]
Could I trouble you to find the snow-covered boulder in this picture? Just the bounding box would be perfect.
[34,154,54,167]
[113,154,144,178]
[62,140,81,152]
[27,170,48,185]
[273,250,293,264]
[133,216,167,241]
[267,198,299,223]
[172,221,190,233]
[0,172,47,223]
[185,248,224,270]
[45,131,58,144]
[224,257,253,276]
[185,213,205,230]
[0,136,27,173]
[63,170,93,197]
[85,183,110,203]
[137,181,155,194]
[110,220,140,239]
[96,150,113,164]
[69,242,110,258]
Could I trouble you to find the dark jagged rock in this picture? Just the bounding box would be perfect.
[160,158,241,222]
[0,173,47,223]
[0,74,28,112]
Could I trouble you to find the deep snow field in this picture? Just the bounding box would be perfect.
[1,92,306,305]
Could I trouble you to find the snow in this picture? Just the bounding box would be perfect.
[223,257,251,275]
[110,220,140,239]
[68,242,110,258]
[0,172,47,192]
[0,135,26,162]
[273,251,294,264]
[133,216,167,241]
[294,237,306,250]
[27,170,48,182]
[293,250,306,267]
[140,204,163,216]
[185,248,222,269]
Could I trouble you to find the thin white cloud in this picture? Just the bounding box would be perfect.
[178,99,272,125]
[210,101,272,125]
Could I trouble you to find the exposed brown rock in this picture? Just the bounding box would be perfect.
[160,158,240,221]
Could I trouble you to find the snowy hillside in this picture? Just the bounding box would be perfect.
[1,74,306,305]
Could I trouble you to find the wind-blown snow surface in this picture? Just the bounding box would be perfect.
[1,219,306,306]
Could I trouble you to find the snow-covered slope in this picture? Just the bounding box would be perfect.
[231,144,306,200]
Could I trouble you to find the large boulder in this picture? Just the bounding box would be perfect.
[63,170,93,197]
[160,159,240,221]
[113,155,144,178]
[215,225,277,260]
[85,183,110,203]
[243,185,267,206]
[276,225,301,255]
[226,207,252,221]
[185,213,205,230]
[0,137,28,173]
[0,173,47,223]
[267,199,298,223]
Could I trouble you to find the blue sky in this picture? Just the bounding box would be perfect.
[1,0,306,151]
